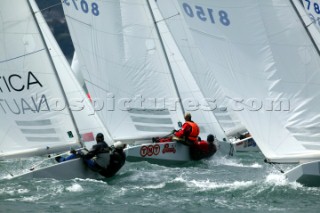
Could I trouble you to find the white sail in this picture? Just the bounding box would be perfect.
[71,52,85,88]
[0,0,112,159]
[149,0,227,142]
[29,0,113,147]
[160,0,320,163]
[0,0,79,158]
[62,0,185,141]
[155,0,245,136]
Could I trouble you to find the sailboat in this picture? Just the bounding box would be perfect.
[0,0,121,180]
[154,0,260,154]
[62,0,226,163]
[156,0,320,186]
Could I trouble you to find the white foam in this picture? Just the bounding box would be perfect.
[0,174,14,179]
[66,183,83,192]
[265,173,288,186]
[0,187,29,195]
[75,178,107,184]
[250,163,263,168]
[171,176,185,183]
[7,195,42,202]
[0,188,15,195]
[188,179,254,190]
[128,170,167,182]
[172,176,254,190]
[214,157,262,168]
[265,172,302,188]
[143,183,166,189]
[17,188,29,194]
[20,195,42,202]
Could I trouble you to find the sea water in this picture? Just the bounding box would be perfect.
[1,152,319,213]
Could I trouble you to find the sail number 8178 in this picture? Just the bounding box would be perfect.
[182,3,230,26]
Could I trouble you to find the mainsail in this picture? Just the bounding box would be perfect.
[62,0,186,141]
[0,0,112,159]
[148,0,227,142]
[155,0,246,137]
[158,0,320,163]
[32,0,113,147]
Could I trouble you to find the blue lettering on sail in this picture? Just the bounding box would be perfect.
[308,13,320,27]
[182,2,230,26]
[304,0,320,14]
[304,0,320,27]
[63,0,100,16]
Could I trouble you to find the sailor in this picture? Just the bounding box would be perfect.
[190,134,217,160]
[81,133,111,174]
[98,141,127,178]
[172,112,200,146]
[55,133,110,167]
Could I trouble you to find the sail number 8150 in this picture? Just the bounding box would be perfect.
[182,3,230,26]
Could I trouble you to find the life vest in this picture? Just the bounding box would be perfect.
[185,121,200,142]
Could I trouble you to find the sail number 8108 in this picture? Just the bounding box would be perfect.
[182,3,230,26]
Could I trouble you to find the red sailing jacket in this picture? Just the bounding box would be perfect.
[174,121,200,142]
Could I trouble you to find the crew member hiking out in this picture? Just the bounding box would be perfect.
[55,133,126,178]
[99,141,126,178]
[55,132,110,164]
[81,133,111,174]
[190,134,217,160]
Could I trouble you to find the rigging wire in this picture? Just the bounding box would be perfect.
[264,159,285,174]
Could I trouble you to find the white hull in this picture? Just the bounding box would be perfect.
[285,160,320,187]
[234,142,260,152]
[232,138,260,152]
[12,158,104,180]
[125,141,191,164]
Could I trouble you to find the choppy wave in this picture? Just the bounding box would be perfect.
[66,183,84,192]
[172,176,255,191]
[212,156,263,168]
[1,153,320,212]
